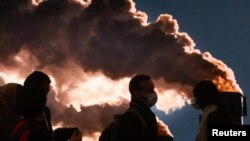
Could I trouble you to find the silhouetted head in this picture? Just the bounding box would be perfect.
[17,71,51,119]
[24,71,51,94]
[192,80,219,110]
[18,87,47,119]
[129,74,158,107]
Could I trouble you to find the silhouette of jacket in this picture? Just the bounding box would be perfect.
[13,107,53,141]
[117,99,158,141]
[196,103,238,141]
[0,83,22,140]
[207,105,236,125]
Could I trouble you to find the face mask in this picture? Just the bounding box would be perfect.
[191,97,200,109]
[146,92,158,107]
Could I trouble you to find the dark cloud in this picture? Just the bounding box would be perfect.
[0,0,83,67]
[69,0,224,89]
[0,0,232,89]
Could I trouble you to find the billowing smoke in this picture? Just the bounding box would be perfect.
[0,0,242,139]
[0,76,5,86]
[47,90,128,137]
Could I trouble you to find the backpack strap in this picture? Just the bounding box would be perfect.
[126,108,147,134]
[12,120,31,141]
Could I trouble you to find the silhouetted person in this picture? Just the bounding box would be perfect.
[0,71,52,140]
[14,85,51,140]
[0,83,22,140]
[13,71,82,141]
[191,80,237,141]
[117,74,173,141]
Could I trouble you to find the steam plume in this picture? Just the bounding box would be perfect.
[47,90,129,136]
[0,76,5,86]
[0,0,242,139]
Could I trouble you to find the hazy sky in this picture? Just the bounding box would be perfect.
[135,0,250,141]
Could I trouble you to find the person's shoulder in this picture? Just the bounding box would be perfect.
[2,83,22,88]
[120,108,147,130]
[123,108,142,119]
[207,111,222,123]
[27,122,51,141]
[207,109,233,125]
[0,83,22,91]
[122,110,138,120]
[13,120,49,141]
[118,108,146,138]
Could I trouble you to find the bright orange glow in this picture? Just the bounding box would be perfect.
[61,74,131,111]
[157,117,174,137]
[0,71,24,84]
[31,0,43,6]
[82,132,101,141]
[52,123,100,141]
[156,89,186,114]
[202,52,243,93]
[133,11,148,26]
[0,48,39,85]
[213,76,242,94]
[73,0,91,7]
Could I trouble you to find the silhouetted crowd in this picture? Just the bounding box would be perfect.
[0,71,241,141]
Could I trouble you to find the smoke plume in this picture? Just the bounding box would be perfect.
[0,0,242,139]
[47,90,129,137]
[0,76,5,86]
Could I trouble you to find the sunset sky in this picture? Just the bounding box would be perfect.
[0,0,249,141]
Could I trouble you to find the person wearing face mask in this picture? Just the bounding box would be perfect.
[117,74,173,141]
[191,80,238,141]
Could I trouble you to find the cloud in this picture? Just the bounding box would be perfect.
[0,0,242,139]
[47,89,129,136]
[0,0,241,93]
[0,76,5,86]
